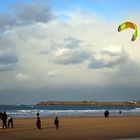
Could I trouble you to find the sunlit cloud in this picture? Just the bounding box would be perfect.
[15,73,31,81]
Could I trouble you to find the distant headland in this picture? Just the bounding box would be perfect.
[37,100,140,106]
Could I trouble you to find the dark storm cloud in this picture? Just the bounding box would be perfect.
[0,1,54,30]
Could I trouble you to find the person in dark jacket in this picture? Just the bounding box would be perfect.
[36,112,41,129]
[54,116,59,130]
[36,117,41,129]
[2,111,7,129]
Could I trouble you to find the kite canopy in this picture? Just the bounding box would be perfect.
[118,22,137,41]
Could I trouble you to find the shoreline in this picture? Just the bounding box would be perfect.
[0,116,140,140]
[1,104,140,118]
[11,114,140,119]
[5,114,140,118]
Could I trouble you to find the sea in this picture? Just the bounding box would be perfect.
[0,104,140,118]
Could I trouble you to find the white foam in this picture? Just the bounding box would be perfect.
[5,107,140,118]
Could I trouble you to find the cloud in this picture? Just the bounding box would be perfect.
[88,45,132,69]
[15,73,31,81]
[0,13,16,30]
[64,37,82,49]
[0,35,15,49]
[47,70,60,77]
[0,1,54,30]
[0,49,19,71]
[13,2,54,24]
[41,37,91,65]
[51,48,90,65]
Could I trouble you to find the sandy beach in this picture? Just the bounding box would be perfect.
[0,116,140,140]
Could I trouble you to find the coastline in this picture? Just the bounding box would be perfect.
[37,100,140,107]
[0,116,140,140]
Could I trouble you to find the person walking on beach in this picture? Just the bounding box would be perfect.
[8,115,14,128]
[119,110,122,115]
[36,112,41,129]
[54,116,59,130]
[2,111,7,129]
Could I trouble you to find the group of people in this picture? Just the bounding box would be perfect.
[104,110,122,118]
[0,111,59,130]
[104,110,109,118]
[0,111,14,129]
[1,110,123,130]
[36,112,59,130]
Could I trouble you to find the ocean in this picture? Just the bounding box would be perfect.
[0,105,140,118]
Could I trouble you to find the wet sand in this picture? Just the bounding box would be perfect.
[0,116,140,140]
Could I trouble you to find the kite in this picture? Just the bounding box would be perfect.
[118,22,137,41]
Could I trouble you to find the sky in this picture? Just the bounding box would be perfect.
[0,0,140,104]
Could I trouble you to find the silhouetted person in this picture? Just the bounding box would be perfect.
[2,111,7,128]
[36,117,41,129]
[119,110,122,115]
[54,116,59,130]
[8,115,14,128]
[36,112,41,129]
[104,110,109,118]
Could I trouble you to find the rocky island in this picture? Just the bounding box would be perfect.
[37,100,140,106]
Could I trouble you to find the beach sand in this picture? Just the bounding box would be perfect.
[0,116,140,140]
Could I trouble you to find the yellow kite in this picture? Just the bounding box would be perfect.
[118,22,137,41]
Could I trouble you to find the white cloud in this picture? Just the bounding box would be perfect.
[88,45,132,69]
[15,73,31,81]
[40,37,91,65]
[50,47,90,65]
[47,70,60,77]
[64,37,82,49]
